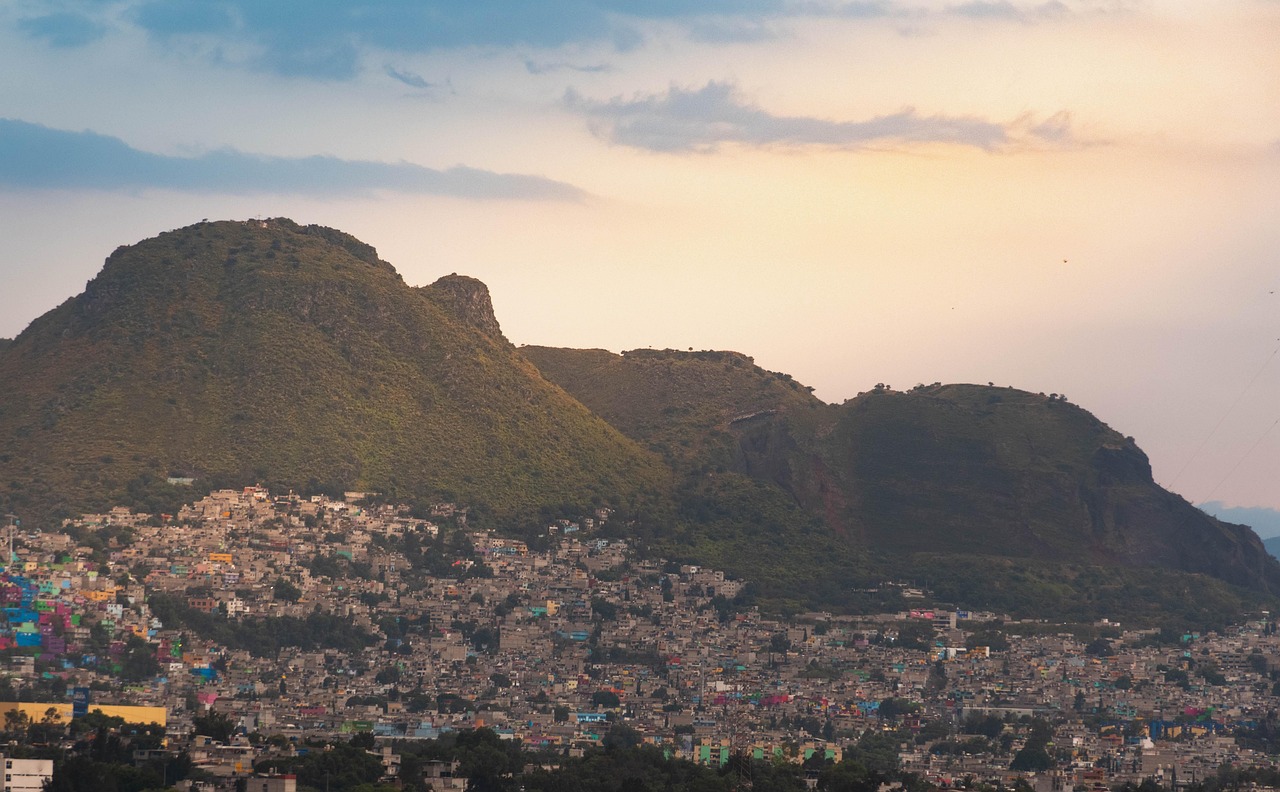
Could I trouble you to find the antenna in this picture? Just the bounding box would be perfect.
[2,513,17,571]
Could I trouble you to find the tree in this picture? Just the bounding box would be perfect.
[962,713,1005,739]
[272,578,301,602]
[591,597,619,621]
[120,635,162,682]
[592,690,621,709]
[896,620,935,651]
[375,666,401,685]
[2,709,30,740]
[1251,652,1270,674]
[965,627,1010,652]
[1010,718,1055,772]
[821,757,884,792]
[877,698,919,721]
[471,626,498,654]
[256,741,384,790]
[845,730,902,774]
[350,730,376,749]
[1084,638,1113,657]
[604,724,642,752]
[1010,744,1053,772]
[27,707,65,744]
[454,728,521,792]
[193,711,236,743]
[926,660,948,692]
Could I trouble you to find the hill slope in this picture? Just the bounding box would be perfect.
[1201,502,1280,540]
[521,347,822,471]
[1265,537,1280,560]
[0,220,670,524]
[522,346,883,610]
[3,221,1273,626]
[524,348,1280,623]
[788,385,1273,585]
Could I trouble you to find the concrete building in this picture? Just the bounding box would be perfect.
[249,776,297,792]
[2,757,53,792]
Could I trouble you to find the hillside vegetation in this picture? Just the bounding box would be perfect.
[2,220,1274,627]
[522,346,821,472]
[522,346,874,611]
[525,349,1280,625]
[0,219,670,524]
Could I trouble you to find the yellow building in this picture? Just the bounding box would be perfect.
[0,702,166,726]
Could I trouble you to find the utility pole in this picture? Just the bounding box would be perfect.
[2,514,17,571]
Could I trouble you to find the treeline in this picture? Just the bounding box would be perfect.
[901,555,1266,632]
[29,711,185,792]
[40,721,1259,792]
[372,523,494,581]
[260,726,929,792]
[147,593,375,657]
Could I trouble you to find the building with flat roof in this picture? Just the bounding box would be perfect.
[1,757,53,792]
[249,776,297,792]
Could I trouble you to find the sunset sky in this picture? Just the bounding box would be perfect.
[1,1,1277,513]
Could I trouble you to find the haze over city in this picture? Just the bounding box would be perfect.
[0,0,1277,512]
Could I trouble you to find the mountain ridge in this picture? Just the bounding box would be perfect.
[522,346,1280,622]
[1201,502,1280,540]
[1,219,1274,626]
[0,219,670,525]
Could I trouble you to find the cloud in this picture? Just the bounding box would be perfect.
[1028,110,1074,143]
[129,0,236,37]
[948,1,1019,18]
[686,19,778,43]
[17,12,106,47]
[14,0,1078,78]
[821,1,901,19]
[947,0,1069,21]
[119,0,629,79]
[384,65,434,89]
[523,59,613,75]
[0,119,585,201]
[566,81,1017,152]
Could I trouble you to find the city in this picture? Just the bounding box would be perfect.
[4,487,1280,791]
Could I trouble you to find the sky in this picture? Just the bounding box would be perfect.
[0,0,1277,513]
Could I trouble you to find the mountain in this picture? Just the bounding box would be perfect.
[521,347,877,611]
[523,347,1280,624]
[521,347,823,472]
[1266,537,1280,560]
[1200,502,1280,540]
[0,219,670,525]
[3,219,1274,627]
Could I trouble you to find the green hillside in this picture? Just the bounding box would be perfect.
[0,220,670,525]
[524,348,1280,625]
[521,346,822,471]
[802,385,1274,585]
[3,219,1273,627]
[521,346,877,612]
